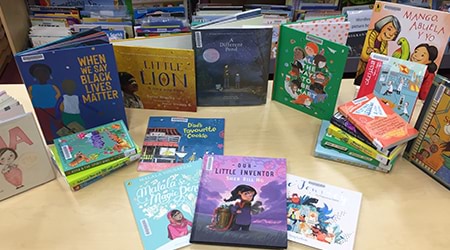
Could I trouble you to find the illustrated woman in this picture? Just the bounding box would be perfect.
[410,43,438,100]
[0,148,23,189]
[167,209,192,240]
[224,184,263,231]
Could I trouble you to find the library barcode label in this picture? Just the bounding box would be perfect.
[195,31,203,48]
[61,144,72,160]
[205,156,214,171]
[21,54,45,62]
[140,218,152,236]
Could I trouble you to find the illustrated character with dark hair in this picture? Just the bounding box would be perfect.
[409,43,439,100]
[167,209,192,240]
[118,72,144,108]
[0,148,23,189]
[224,184,264,231]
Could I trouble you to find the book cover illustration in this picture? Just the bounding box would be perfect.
[338,94,418,151]
[287,174,362,250]
[272,25,349,120]
[15,40,127,144]
[193,28,272,106]
[112,34,197,111]
[354,1,450,101]
[138,117,225,172]
[54,120,137,176]
[0,113,55,201]
[357,53,426,122]
[124,160,203,250]
[405,81,450,189]
[190,155,288,248]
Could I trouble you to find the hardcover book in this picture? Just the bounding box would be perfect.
[404,75,450,189]
[192,11,272,106]
[357,53,427,122]
[53,120,137,176]
[287,174,363,250]
[112,34,197,111]
[190,155,288,248]
[353,1,450,101]
[15,29,127,144]
[124,160,203,250]
[338,93,419,151]
[138,116,225,172]
[0,112,55,201]
[272,24,349,120]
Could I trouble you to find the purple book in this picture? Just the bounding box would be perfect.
[190,155,287,249]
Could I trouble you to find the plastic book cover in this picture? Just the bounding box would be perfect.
[287,174,363,250]
[124,159,203,250]
[14,32,127,144]
[53,120,137,176]
[272,25,349,120]
[353,1,450,101]
[190,155,287,248]
[314,120,391,173]
[0,112,55,201]
[357,53,427,122]
[346,8,372,58]
[338,93,418,151]
[138,116,224,172]
[405,77,450,189]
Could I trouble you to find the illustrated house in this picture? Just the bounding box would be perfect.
[141,127,181,163]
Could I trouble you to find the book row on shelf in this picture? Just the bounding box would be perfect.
[1,1,449,249]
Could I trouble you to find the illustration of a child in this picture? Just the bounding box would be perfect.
[409,43,438,100]
[167,209,192,240]
[0,148,23,189]
[119,72,144,109]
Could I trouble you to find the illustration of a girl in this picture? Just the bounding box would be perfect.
[355,15,401,84]
[119,72,144,108]
[224,184,263,231]
[409,43,438,100]
[0,148,23,189]
[167,209,192,240]
[304,42,319,64]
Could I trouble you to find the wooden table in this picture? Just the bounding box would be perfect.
[0,80,448,250]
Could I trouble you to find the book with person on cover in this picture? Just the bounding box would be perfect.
[192,9,272,106]
[124,159,203,250]
[404,75,450,189]
[272,23,349,120]
[353,1,450,102]
[138,116,225,172]
[112,34,197,111]
[287,174,362,250]
[190,155,287,248]
[53,120,137,176]
[0,111,55,201]
[357,53,427,122]
[338,93,419,151]
[15,29,128,144]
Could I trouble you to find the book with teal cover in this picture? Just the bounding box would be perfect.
[124,160,203,250]
[53,120,137,176]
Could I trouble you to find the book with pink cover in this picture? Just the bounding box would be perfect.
[338,93,419,151]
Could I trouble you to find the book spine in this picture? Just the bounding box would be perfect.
[313,150,389,173]
[64,152,129,176]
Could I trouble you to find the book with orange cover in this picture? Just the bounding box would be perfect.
[337,93,418,151]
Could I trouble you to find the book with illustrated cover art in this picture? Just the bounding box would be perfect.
[190,155,288,248]
[287,174,362,250]
[53,120,137,176]
[138,116,225,172]
[124,160,203,250]
[338,94,418,151]
[112,34,197,111]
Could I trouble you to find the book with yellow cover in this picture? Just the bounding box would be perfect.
[112,34,197,112]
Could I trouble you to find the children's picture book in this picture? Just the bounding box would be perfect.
[357,53,426,122]
[338,93,419,151]
[405,75,450,189]
[314,120,391,172]
[192,10,272,106]
[124,159,203,250]
[53,120,137,176]
[138,116,225,172]
[345,8,373,58]
[272,24,349,120]
[14,29,127,144]
[0,112,55,201]
[353,1,450,101]
[190,155,288,248]
[112,34,197,111]
[287,174,363,250]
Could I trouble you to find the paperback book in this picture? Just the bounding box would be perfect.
[124,160,203,250]
[287,174,363,250]
[138,116,225,172]
[190,155,288,248]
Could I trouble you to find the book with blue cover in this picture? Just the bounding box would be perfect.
[124,159,203,250]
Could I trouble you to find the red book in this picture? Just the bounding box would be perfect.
[338,93,418,151]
